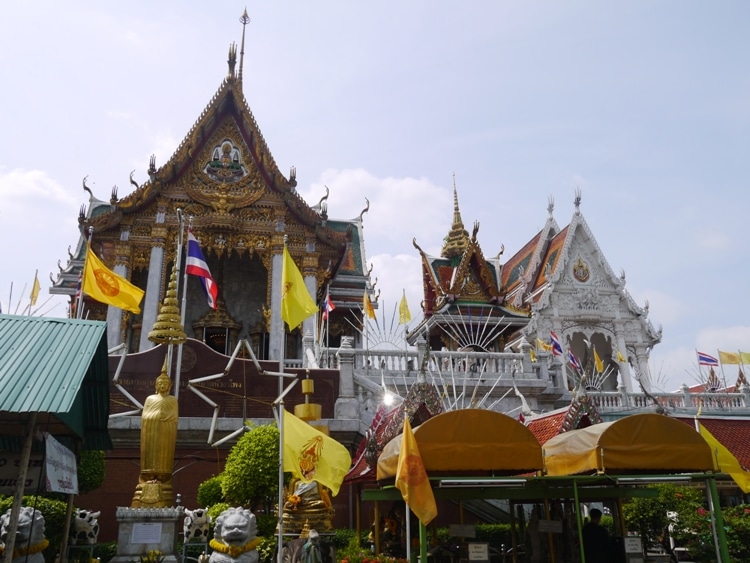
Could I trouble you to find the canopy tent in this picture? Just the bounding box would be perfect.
[377,408,543,479]
[0,314,112,450]
[543,413,714,476]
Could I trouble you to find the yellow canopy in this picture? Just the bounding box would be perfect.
[543,413,714,476]
[377,409,543,479]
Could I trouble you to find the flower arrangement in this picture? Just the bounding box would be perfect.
[287,495,302,509]
[138,550,165,563]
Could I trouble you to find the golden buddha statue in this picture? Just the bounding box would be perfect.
[280,479,334,533]
[132,367,179,507]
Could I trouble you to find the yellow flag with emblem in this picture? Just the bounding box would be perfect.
[83,247,144,314]
[395,417,437,525]
[537,338,552,352]
[282,409,351,496]
[30,270,41,306]
[398,290,411,324]
[616,350,627,363]
[698,422,750,493]
[363,290,376,319]
[594,347,604,373]
[281,244,318,330]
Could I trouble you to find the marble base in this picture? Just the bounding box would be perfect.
[109,506,183,563]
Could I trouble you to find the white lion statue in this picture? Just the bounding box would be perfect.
[208,507,259,563]
[0,507,48,563]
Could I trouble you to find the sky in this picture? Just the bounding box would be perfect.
[1,2,749,392]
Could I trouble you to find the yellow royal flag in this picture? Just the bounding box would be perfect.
[529,348,537,363]
[399,290,411,324]
[395,417,437,526]
[363,291,376,319]
[616,350,627,363]
[282,410,352,496]
[83,248,144,314]
[718,350,741,365]
[740,351,750,364]
[537,338,552,352]
[699,422,750,493]
[594,347,604,373]
[281,245,318,330]
[30,270,41,306]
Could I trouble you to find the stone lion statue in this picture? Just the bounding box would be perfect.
[0,507,48,563]
[208,507,260,563]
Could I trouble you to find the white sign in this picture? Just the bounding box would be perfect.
[44,433,78,494]
[468,543,489,561]
[132,523,163,544]
[624,536,643,553]
[0,454,43,494]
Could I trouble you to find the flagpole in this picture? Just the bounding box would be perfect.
[173,210,188,398]
[77,227,94,319]
[278,235,289,563]
[405,504,411,561]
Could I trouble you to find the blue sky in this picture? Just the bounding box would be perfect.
[1,2,748,391]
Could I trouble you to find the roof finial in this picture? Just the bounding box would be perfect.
[441,173,469,259]
[547,195,555,217]
[238,8,250,84]
[574,187,582,215]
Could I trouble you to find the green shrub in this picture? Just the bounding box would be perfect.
[256,536,277,563]
[197,475,225,507]
[78,450,106,494]
[94,541,118,563]
[256,514,278,538]
[331,528,358,549]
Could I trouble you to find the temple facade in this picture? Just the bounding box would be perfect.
[51,39,372,364]
[47,16,750,543]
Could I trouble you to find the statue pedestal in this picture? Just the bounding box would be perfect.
[109,507,183,563]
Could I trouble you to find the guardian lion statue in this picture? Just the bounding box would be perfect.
[208,507,260,563]
[0,507,48,563]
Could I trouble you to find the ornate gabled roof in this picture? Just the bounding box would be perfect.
[415,206,512,316]
[81,49,349,254]
[525,395,602,445]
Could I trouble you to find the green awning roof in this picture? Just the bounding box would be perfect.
[0,314,112,450]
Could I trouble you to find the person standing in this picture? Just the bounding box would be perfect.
[582,508,611,563]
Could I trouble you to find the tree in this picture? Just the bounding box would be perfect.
[221,422,282,513]
[622,484,703,553]
[78,450,106,494]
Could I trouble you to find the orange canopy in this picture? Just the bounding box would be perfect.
[377,409,543,479]
[543,413,714,476]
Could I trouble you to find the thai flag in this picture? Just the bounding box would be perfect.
[186,229,218,310]
[697,351,719,367]
[569,350,583,372]
[550,331,563,357]
[322,293,336,321]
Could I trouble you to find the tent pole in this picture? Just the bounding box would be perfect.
[706,476,730,562]
[3,413,37,563]
[573,479,586,563]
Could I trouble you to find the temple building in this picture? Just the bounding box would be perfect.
[51,27,372,364]
[44,14,750,543]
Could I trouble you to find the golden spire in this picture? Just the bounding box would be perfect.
[148,265,187,345]
[238,8,250,85]
[440,173,470,260]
